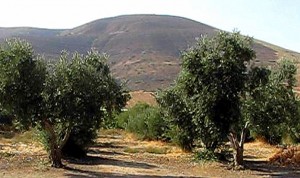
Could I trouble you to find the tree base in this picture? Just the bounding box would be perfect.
[51,162,64,168]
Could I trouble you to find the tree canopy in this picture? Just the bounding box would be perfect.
[158,31,300,167]
[0,39,129,167]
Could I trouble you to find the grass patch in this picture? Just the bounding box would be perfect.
[0,152,16,158]
[144,146,167,154]
[0,130,37,144]
[124,147,140,153]
[124,146,168,154]
[0,131,15,139]
[100,129,124,136]
[12,130,36,144]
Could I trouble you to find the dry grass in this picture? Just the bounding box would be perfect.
[123,147,140,153]
[269,146,300,166]
[121,132,180,155]
[244,140,280,161]
[0,134,45,156]
[99,128,124,136]
[144,146,168,154]
[124,146,168,154]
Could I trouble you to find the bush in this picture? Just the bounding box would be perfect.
[156,90,196,151]
[163,124,194,152]
[194,150,218,162]
[194,148,231,162]
[0,110,13,132]
[100,111,119,129]
[116,103,166,140]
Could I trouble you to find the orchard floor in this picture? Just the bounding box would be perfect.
[1,129,300,178]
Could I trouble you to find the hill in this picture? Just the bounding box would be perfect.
[1,14,300,91]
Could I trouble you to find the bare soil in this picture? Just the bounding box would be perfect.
[1,130,300,178]
[127,91,157,108]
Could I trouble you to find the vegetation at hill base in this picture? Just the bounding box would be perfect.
[115,103,166,140]
[0,29,300,172]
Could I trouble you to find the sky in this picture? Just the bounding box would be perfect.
[0,0,299,52]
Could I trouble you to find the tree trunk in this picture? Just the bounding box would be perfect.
[50,147,63,168]
[228,122,249,168]
[43,120,68,168]
[233,145,244,167]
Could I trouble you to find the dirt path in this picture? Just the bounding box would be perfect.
[1,130,300,177]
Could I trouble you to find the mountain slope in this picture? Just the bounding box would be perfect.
[1,14,299,91]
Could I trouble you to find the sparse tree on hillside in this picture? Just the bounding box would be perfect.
[0,39,129,168]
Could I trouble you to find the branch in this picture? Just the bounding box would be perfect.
[42,119,58,148]
[239,122,249,148]
[58,125,72,150]
[227,132,238,150]
[43,120,55,137]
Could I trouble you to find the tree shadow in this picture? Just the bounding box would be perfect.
[66,155,157,169]
[244,160,300,177]
[243,155,263,160]
[64,166,203,178]
[98,135,122,139]
[88,149,125,156]
[92,142,125,149]
[211,154,300,177]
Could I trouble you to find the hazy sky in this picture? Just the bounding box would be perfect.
[0,0,299,52]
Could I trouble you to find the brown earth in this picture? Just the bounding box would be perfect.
[127,91,157,108]
[1,130,300,177]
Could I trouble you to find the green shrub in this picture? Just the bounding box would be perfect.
[124,147,140,153]
[163,124,194,152]
[156,90,196,152]
[194,148,231,162]
[144,146,168,154]
[116,103,166,140]
[0,109,14,132]
[100,111,119,129]
[194,150,218,162]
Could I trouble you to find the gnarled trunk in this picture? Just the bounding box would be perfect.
[233,145,244,166]
[43,120,71,168]
[49,147,63,168]
[228,122,249,168]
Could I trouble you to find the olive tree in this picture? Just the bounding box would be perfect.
[0,39,129,168]
[158,31,256,166]
[245,59,300,144]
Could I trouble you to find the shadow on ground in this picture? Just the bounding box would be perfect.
[88,149,126,156]
[92,142,125,149]
[64,166,203,178]
[63,136,202,177]
[245,160,300,177]
[66,155,156,169]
